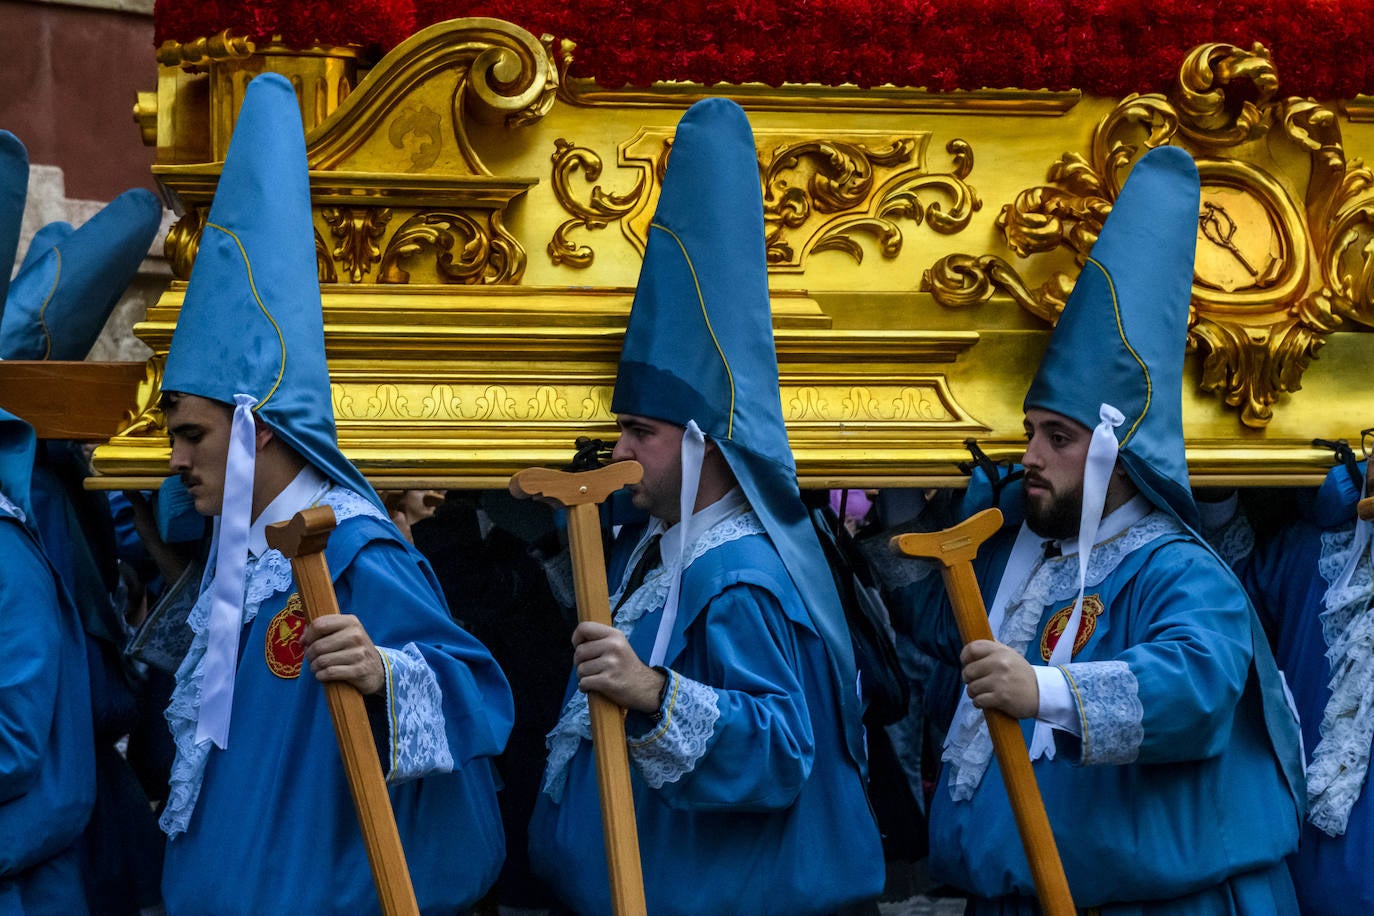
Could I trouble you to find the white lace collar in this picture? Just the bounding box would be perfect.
[247,465,330,558]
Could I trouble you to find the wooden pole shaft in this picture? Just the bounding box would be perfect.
[565,502,648,916]
[939,562,1075,916]
[509,462,647,916]
[893,509,1075,916]
[268,508,420,916]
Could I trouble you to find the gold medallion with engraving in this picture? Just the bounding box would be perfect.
[1039,594,1105,662]
[265,593,308,679]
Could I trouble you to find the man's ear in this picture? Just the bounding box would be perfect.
[253,417,277,453]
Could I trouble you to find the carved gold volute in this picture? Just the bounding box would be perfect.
[152,19,557,286]
[927,42,1374,428]
[549,129,980,271]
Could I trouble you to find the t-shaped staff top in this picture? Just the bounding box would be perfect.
[509,461,644,508]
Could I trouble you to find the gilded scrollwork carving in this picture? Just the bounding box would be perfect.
[378,209,525,284]
[765,137,980,268]
[332,382,613,422]
[922,253,1057,323]
[163,208,205,282]
[314,228,338,284]
[548,137,647,268]
[549,129,980,271]
[155,29,255,68]
[322,206,392,282]
[940,41,1374,427]
[114,357,167,438]
[786,385,954,422]
[308,18,558,176]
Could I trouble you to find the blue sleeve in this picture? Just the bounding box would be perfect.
[1059,545,1253,766]
[628,582,814,812]
[0,531,62,803]
[334,536,514,782]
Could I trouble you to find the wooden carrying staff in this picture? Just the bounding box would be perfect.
[266,506,420,916]
[892,508,1075,916]
[509,461,648,916]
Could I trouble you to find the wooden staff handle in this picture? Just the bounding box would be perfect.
[266,506,420,916]
[510,461,648,916]
[893,508,1076,916]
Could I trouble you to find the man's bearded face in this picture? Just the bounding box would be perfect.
[1021,408,1091,541]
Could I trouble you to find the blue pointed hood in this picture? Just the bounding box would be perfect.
[612,97,865,766]
[1,188,162,360]
[1024,146,1201,530]
[0,131,29,319]
[17,221,74,273]
[162,73,380,509]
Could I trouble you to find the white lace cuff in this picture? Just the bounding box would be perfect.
[1061,660,1144,765]
[627,670,720,789]
[377,643,454,784]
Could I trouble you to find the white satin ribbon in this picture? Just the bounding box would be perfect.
[649,419,705,667]
[1030,402,1123,760]
[195,393,258,749]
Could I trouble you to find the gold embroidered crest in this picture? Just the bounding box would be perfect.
[264,593,307,678]
[1039,594,1105,662]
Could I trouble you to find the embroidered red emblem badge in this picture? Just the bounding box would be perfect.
[265,593,307,679]
[1039,594,1105,662]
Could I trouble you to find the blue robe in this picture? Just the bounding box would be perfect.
[0,498,95,915]
[1236,513,1373,916]
[899,511,1302,914]
[529,516,885,916]
[160,508,513,915]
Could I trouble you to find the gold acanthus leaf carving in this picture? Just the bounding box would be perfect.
[332,383,614,423]
[322,206,392,283]
[164,208,205,282]
[115,357,167,438]
[785,385,954,422]
[548,131,978,270]
[922,253,1063,324]
[936,42,1374,428]
[548,138,647,269]
[763,136,980,267]
[315,228,338,283]
[379,209,525,284]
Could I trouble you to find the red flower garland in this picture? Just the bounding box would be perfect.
[153,0,1373,99]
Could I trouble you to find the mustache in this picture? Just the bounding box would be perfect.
[1023,472,1051,490]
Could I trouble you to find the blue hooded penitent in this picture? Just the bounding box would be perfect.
[162,72,379,509]
[0,187,162,360]
[162,72,382,749]
[1024,145,1202,530]
[612,97,866,767]
[0,130,29,317]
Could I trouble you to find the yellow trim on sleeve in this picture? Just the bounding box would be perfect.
[1058,663,1089,758]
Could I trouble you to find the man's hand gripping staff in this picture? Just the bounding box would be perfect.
[266,506,420,916]
[893,508,1076,916]
[509,461,649,916]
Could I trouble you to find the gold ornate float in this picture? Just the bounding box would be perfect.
[93,17,1374,490]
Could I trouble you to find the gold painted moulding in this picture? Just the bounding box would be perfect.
[96,19,1374,490]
